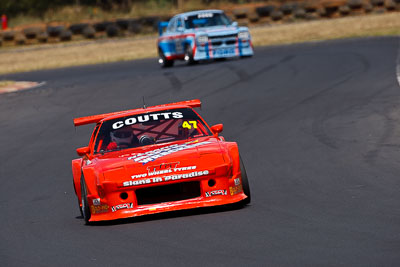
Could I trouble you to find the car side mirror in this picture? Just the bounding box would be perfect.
[76,146,90,156]
[211,124,223,137]
[232,21,238,27]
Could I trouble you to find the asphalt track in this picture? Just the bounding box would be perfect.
[1,37,400,267]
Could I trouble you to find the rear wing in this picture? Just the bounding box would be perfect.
[73,99,201,127]
[158,21,169,36]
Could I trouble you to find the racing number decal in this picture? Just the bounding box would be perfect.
[182,121,197,129]
[176,40,183,54]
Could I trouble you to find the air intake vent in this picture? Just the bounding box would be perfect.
[136,181,201,205]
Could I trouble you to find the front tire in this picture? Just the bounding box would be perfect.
[184,45,197,65]
[158,48,174,68]
[240,157,251,205]
[80,177,92,224]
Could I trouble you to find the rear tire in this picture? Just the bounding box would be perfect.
[80,177,91,224]
[240,157,251,205]
[158,48,174,67]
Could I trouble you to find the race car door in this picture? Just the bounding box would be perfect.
[174,17,185,56]
[165,17,178,57]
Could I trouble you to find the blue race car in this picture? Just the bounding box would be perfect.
[157,9,254,67]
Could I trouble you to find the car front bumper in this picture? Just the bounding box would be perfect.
[87,173,248,222]
[194,39,253,60]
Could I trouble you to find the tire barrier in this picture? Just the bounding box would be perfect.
[59,29,72,41]
[94,21,113,32]
[233,8,249,19]
[294,8,307,18]
[317,7,328,17]
[140,16,161,31]
[3,30,15,41]
[47,25,65,38]
[270,10,284,21]
[1,1,400,48]
[371,0,385,6]
[374,7,387,12]
[23,27,42,39]
[348,0,363,9]
[15,33,26,45]
[280,3,297,15]
[304,2,318,13]
[82,25,96,39]
[385,0,397,10]
[69,23,89,35]
[339,5,352,14]
[364,3,374,12]
[116,19,130,30]
[128,19,142,34]
[255,5,275,17]
[105,24,119,37]
[248,13,260,22]
[38,32,48,43]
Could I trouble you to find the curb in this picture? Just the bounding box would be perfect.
[0,81,45,94]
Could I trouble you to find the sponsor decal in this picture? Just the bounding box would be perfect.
[123,170,209,187]
[205,189,227,197]
[111,203,134,212]
[147,162,180,177]
[234,178,241,186]
[92,198,101,206]
[112,112,183,130]
[229,185,243,196]
[91,204,109,214]
[131,163,196,179]
[127,141,212,164]
[198,13,213,18]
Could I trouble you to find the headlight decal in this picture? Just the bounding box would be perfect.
[238,31,249,40]
[197,35,208,45]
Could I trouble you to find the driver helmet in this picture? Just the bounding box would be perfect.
[178,122,190,139]
[110,127,133,146]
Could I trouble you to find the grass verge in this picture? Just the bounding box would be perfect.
[0,12,399,75]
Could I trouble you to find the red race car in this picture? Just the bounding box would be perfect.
[72,99,250,224]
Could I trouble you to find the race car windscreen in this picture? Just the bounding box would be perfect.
[184,12,231,29]
[94,108,212,153]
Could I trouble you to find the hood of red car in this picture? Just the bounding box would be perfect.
[91,137,227,183]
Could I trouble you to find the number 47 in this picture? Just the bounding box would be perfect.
[182,121,197,129]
